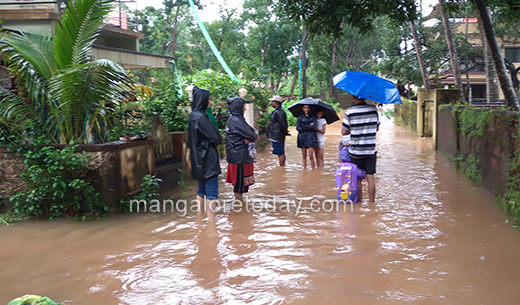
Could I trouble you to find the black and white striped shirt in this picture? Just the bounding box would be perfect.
[342,102,380,157]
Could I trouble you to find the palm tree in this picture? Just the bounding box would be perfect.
[438,0,464,101]
[473,0,519,110]
[0,0,133,144]
[477,12,499,103]
[410,20,432,89]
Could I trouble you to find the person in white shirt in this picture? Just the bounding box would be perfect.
[315,110,327,168]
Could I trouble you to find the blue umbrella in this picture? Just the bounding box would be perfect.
[332,70,402,104]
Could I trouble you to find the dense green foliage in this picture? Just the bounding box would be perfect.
[278,0,418,38]
[127,0,519,103]
[121,174,162,213]
[10,137,109,220]
[0,0,133,145]
[502,127,520,227]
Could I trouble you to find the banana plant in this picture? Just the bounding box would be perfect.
[0,0,134,144]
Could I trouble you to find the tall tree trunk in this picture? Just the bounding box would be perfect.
[301,25,308,98]
[290,69,298,95]
[410,20,432,89]
[275,60,286,93]
[260,42,268,67]
[329,36,339,99]
[172,5,180,58]
[270,67,275,94]
[438,0,464,101]
[477,13,499,102]
[464,11,472,102]
[473,0,520,110]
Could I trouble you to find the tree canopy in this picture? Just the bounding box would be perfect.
[125,0,520,105]
[277,0,419,37]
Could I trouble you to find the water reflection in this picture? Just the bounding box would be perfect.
[189,222,222,303]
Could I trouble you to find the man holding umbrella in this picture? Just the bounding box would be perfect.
[341,96,380,203]
[333,70,401,203]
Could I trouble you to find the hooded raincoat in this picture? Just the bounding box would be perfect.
[188,87,222,181]
[296,113,318,148]
[225,97,258,165]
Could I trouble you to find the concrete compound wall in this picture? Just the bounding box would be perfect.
[394,99,418,131]
[393,89,513,198]
[0,140,156,212]
[395,89,459,150]
[437,105,518,197]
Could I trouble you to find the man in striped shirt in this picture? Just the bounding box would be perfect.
[341,96,380,203]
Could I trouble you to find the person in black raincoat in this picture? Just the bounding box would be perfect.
[266,95,290,166]
[296,104,318,169]
[225,97,258,203]
[188,86,222,223]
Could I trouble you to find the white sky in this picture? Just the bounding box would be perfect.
[130,0,244,22]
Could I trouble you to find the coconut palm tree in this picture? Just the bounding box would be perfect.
[438,0,464,101]
[473,0,519,110]
[476,12,499,103]
[410,19,432,89]
[0,0,133,144]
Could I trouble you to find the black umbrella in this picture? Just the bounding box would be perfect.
[287,98,340,124]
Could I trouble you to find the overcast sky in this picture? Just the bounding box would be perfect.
[130,0,244,22]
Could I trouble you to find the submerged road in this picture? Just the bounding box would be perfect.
[1,110,520,304]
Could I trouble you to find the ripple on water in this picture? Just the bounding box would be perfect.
[6,119,520,305]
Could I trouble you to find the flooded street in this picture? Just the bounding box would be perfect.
[2,111,520,304]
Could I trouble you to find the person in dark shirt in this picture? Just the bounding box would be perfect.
[266,95,290,166]
[296,104,318,170]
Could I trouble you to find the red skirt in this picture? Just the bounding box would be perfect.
[226,163,255,187]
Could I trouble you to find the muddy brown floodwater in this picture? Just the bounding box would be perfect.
[2,110,520,304]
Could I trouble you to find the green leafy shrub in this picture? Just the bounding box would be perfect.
[109,110,152,141]
[0,210,26,225]
[243,83,271,110]
[10,137,108,220]
[121,174,162,212]
[109,96,189,141]
[258,111,271,132]
[459,107,494,139]
[325,97,342,113]
[192,69,271,110]
[460,154,482,184]
[143,98,189,132]
[193,69,240,105]
[382,107,397,119]
[280,100,298,126]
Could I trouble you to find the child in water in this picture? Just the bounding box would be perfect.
[315,109,327,168]
[338,134,351,162]
[335,134,366,202]
[296,104,318,169]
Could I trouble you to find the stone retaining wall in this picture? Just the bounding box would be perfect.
[0,140,155,212]
[437,105,518,197]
